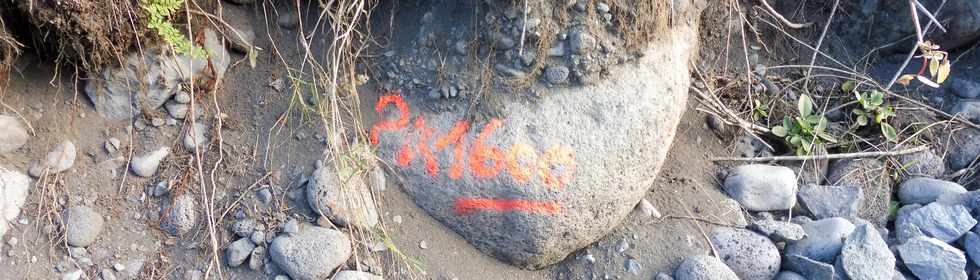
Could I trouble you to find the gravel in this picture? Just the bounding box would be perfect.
[130,147,170,177]
[797,184,862,219]
[722,164,797,211]
[63,206,104,247]
[898,236,968,280]
[898,177,967,205]
[784,217,855,263]
[673,255,739,280]
[0,115,28,154]
[905,202,977,242]
[270,225,352,280]
[709,227,780,280]
[28,140,76,177]
[839,225,894,280]
[226,238,255,267]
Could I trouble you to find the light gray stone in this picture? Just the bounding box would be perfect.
[895,204,925,243]
[898,236,967,280]
[63,206,104,247]
[783,254,835,280]
[774,271,806,280]
[161,193,197,236]
[722,164,797,211]
[130,147,170,177]
[568,30,596,54]
[269,226,352,280]
[840,225,894,280]
[544,66,570,84]
[797,184,862,219]
[951,100,980,123]
[826,158,891,227]
[709,227,780,280]
[183,122,208,150]
[28,140,76,177]
[897,149,945,178]
[0,115,28,154]
[747,218,805,242]
[785,217,855,263]
[164,101,188,119]
[898,177,967,205]
[226,238,255,267]
[0,166,30,239]
[674,255,739,280]
[332,270,382,280]
[306,162,379,228]
[905,202,976,242]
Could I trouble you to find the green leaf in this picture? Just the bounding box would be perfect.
[790,135,802,146]
[815,116,828,132]
[841,81,856,93]
[817,131,837,143]
[771,126,788,137]
[799,94,814,117]
[801,137,813,153]
[881,123,898,142]
[857,115,868,126]
[853,108,865,115]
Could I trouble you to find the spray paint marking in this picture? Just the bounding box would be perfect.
[372,93,576,215]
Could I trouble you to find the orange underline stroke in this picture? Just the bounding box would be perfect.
[454,198,561,215]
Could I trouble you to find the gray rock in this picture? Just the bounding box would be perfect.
[282,219,299,235]
[269,226,352,280]
[226,238,255,267]
[898,236,967,280]
[785,217,856,263]
[85,29,228,120]
[130,147,170,177]
[905,202,976,242]
[960,231,980,267]
[486,32,515,50]
[250,230,266,245]
[949,131,980,170]
[673,255,739,280]
[161,193,198,235]
[897,149,945,178]
[840,225,894,280]
[747,219,805,242]
[372,24,700,268]
[104,137,122,154]
[568,30,596,54]
[332,270,382,280]
[306,162,379,228]
[0,166,30,239]
[783,254,835,280]
[797,184,863,219]
[951,100,980,123]
[722,164,797,211]
[774,271,806,280]
[174,92,191,104]
[63,206,104,247]
[826,158,891,227]
[222,5,256,54]
[248,245,265,271]
[183,122,208,150]
[230,218,255,237]
[710,227,780,280]
[634,198,662,219]
[899,177,968,205]
[367,165,386,193]
[654,272,673,280]
[0,115,28,154]
[257,188,273,204]
[895,204,925,243]
[544,66,570,84]
[164,101,188,119]
[28,140,76,177]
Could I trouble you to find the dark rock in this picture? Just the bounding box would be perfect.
[783,254,835,280]
[797,184,862,219]
[774,271,806,280]
[959,231,980,267]
[230,218,255,238]
[710,227,780,280]
[896,149,945,179]
[722,164,797,211]
[905,202,976,242]
[269,226,352,280]
[826,158,891,227]
[951,100,980,123]
[949,130,980,171]
[898,236,967,280]
[899,177,968,205]
[784,217,855,263]
[747,219,805,242]
[840,225,895,280]
[674,255,739,280]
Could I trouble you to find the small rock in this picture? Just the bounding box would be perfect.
[898,236,967,280]
[840,225,894,280]
[419,240,429,249]
[130,147,170,177]
[251,230,266,244]
[28,140,76,177]
[269,226,352,280]
[634,198,662,219]
[282,219,299,235]
[174,92,192,104]
[230,218,255,237]
[278,12,299,29]
[453,40,468,56]
[774,271,806,280]
[150,117,165,127]
[568,30,596,54]
[0,166,30,239]
[101,268,116,280]
[226,238,255,267]
[151,181,170,197]
[248,246,266,270]
[257,188,273,204]
[183,122,208,150]
[333,270,382,280]
[710,227,780,280]
[783,254,835,280]
[544,65,570,84]
[722,164,797,211]
[797,184,862,219]
[104,138,122,154]
[825,158,891,227]
[960,231,980,267]
[951,100,980,123]
[367,165,386,193]
[306,162,379,228]
[547,43,566,56]
[784,217,855,263]
[184,269,203,280]
[898,177,967,205]
[486,32,515,50]
[63,206,105,247]
[161,193,198,236]
[165,101,188,119]
[62,270,83,280]
[949,131,980,170]
[0,115,28,154]
[625,257,641,275]
[654,273,673,280]
[673,255,739,280]
[897,149,945,178]
[905,202,976,242]
[747,219,805,242]
[597,2,610,13]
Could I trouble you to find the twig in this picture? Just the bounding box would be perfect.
[911,0,947,33]
[711,145,930,162]
[517,0,528,56]
[758,0,812,29]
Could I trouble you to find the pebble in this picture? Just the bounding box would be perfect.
[230,218,256,237]
[951,100,980,123]
[774,271,806,280]
[151,181,170,197]
[625,257,641,275]
[175,92,192,103]
[949,131,980,170]
[784,217,855,263]
[28,140,77,177]
[747,218,805,242]
[249,246,266,270]
[392,215,402,224]
[183,122,208,150]
[419,240,429,249]
[161,193,198,236]
[113,263,126,271]
[104,138,121,154]
[797,184,862,219]
[269,226,352,280]
[783,254,834,280]
[568,30,596,54]
[898,177,967,205]
[634,198,662,218]
[673,255,739,280]
[227,238,255,267]
[282,219,299,235]
[333,270,383,280]
[616,239,629,253]
[165,101,188,119]
[544,65,570,84]
[5,237,16,246]
[62,270,83,280]
[597,2,610,13]
[898,236,968,280]
[63,206,105,247]
[654,273,673,280]
[0,115,28,153]
[710,227,780,280]
[895,204,925,243]
[905,202,976,242]
[840,225,894,280]
[251,230,266,245]
[130,147,170,177]
[100,268,116,280]
[257,188,273,204]
[897,149,945,178]
[150,117,165,127]
[722,164,797,211]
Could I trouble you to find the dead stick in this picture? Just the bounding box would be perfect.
[758,0,813,29]
[711,145,930,162]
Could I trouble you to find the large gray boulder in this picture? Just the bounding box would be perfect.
[709,227,780,280]
[0,115,28,154]
[371,23,700,268]
[0,166,30,239]
[722,164,798,211]
[269,225,352,280]
[898,236,967,280]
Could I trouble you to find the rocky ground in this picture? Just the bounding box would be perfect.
[0,0,979,280]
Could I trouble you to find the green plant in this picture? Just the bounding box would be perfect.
[751,99,769,121]
[771,94,836,155]
[851,89,898,142]
[142,0,205,57]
